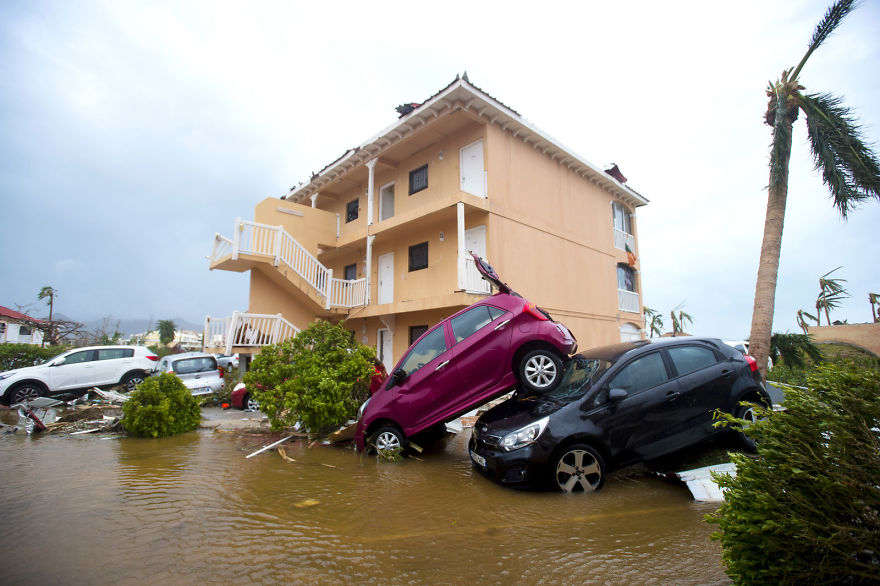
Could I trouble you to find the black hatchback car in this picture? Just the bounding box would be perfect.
[469,337,768,493]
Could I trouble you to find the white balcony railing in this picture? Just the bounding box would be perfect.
[618,289,640,313]
[614,229,635,252]
[204,312,301,355]
[461,256,491,294]
[210,218,366,309]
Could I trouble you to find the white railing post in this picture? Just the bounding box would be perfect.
[272,313,282,344]
[226,310,239,355]
[232,218,242,261]
[203,316,210,351]
[273,225,282,267]
[325,268,333,310]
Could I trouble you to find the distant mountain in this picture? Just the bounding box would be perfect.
[53,314,203,336]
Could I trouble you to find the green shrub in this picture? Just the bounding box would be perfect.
[121,373,202,437]
[215,365,242,404]
[0,344,69,371]
[243,320,375,433]
[708,363,880,584]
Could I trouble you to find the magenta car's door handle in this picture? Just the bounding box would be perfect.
[435,360,450,371]
[494,319,511,331]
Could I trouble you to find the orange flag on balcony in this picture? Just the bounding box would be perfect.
[625,243,637,267]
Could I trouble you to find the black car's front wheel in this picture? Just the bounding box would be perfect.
[553,444,605,493]
[519,349,563,393]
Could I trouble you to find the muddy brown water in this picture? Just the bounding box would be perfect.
[0,409,730,585]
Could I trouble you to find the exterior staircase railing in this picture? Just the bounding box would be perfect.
[209,218,367,309]
[204,312,301,355]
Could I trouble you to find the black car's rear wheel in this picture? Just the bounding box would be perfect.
[735,402,760,451]
[553,444,605,493]
[519,349,563,393]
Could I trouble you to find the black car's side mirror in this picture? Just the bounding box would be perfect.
[609,388,628,403]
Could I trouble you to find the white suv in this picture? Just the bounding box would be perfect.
[0,345,159,405]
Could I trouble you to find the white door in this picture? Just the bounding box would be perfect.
[378,252,394,305]
[460,139,485,197]
[379,183,395,221]
[377,328,393,372]
[465,225,486,258]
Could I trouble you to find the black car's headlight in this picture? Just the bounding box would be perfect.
[499,416,549,451]
[357,397,371,420]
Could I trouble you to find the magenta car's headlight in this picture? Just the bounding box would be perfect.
[499,416,549,451]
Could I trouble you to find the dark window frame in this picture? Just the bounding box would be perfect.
[346,199,359,223]
[344,263,357,281]
[409,325,429,346]
[409,164,428,195]
[408,242,429,272]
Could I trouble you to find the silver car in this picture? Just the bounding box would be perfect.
[153,353,224,396]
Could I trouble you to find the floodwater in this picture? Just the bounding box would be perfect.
[0,411,730,585]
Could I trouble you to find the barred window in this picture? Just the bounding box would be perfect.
[409,164,428,194]
[346,199,359,223]
[409,242,428,271]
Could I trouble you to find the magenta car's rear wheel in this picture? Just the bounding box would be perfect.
[519,349,563,392]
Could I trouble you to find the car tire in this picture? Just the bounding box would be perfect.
[519,349,563,393]
[552,444,605,493]
[734,402,761,452]
[121,372,145,392]
[370,425,407,455]
[245,394,260,411]
[8,382,44,404]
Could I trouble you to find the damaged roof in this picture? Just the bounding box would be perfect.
[284,73,648,209]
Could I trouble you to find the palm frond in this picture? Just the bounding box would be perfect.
[800,92,880,218]
[792,0,859,79]
[770,333,822,368]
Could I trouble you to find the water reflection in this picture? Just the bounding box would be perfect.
[0,424,729,584]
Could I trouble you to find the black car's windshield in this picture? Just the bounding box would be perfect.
[541,355,612,401]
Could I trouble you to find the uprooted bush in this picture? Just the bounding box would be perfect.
[708,362,880,584]
[121,373,202,438]
[243,320,376,433]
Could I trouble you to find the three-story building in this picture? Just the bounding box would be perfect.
[205,75,647,370]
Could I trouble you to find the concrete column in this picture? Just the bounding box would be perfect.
[365,235,375,305]
[457,202,466,290]
[366,159,377,226]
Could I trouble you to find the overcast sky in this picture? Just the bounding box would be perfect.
[1,0,878,340]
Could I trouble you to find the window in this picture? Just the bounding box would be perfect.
[409,164,428,194]
[609,352,668,395]
[19,326,32,336]
[668,346,719,377]
[399,326,446,376]
[617,264,636,292]
[173,357,216,374]
[380,183,395,221]
[64,350,96,365]
[99,348,134,360]
[409,242,428,271]
[346,199,359,223]
[409,325,429,346]
[450,305,505,343]
[613,202,632,234]
[0,323,5,334]
[344,263,357,280]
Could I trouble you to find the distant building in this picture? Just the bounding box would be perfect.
[138,329,203,351]
[0,305,45,345]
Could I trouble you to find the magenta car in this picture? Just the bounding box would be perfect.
[355,253,577,453]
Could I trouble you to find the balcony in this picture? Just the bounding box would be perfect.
[210,219,367,310]
[618,289,640,313]
[614,228,635,253]
[203,312,301,355]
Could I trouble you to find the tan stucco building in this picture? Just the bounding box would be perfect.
[205,75,648,370]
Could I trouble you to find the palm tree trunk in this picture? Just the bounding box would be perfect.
[749,91,798,378]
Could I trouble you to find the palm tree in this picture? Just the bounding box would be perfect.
[796,309,819,334]
[157,319,177,346]
[670,304,693,336]
[816,267,849,325]
[869,293,879,323]
[643,306,664,338]
[748,0,880,376]
[38,286,57,347]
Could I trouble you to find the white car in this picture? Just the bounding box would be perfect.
[152,353,224,396]
[0,345,159,405]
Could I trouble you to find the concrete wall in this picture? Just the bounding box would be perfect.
[807,323,880,357]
